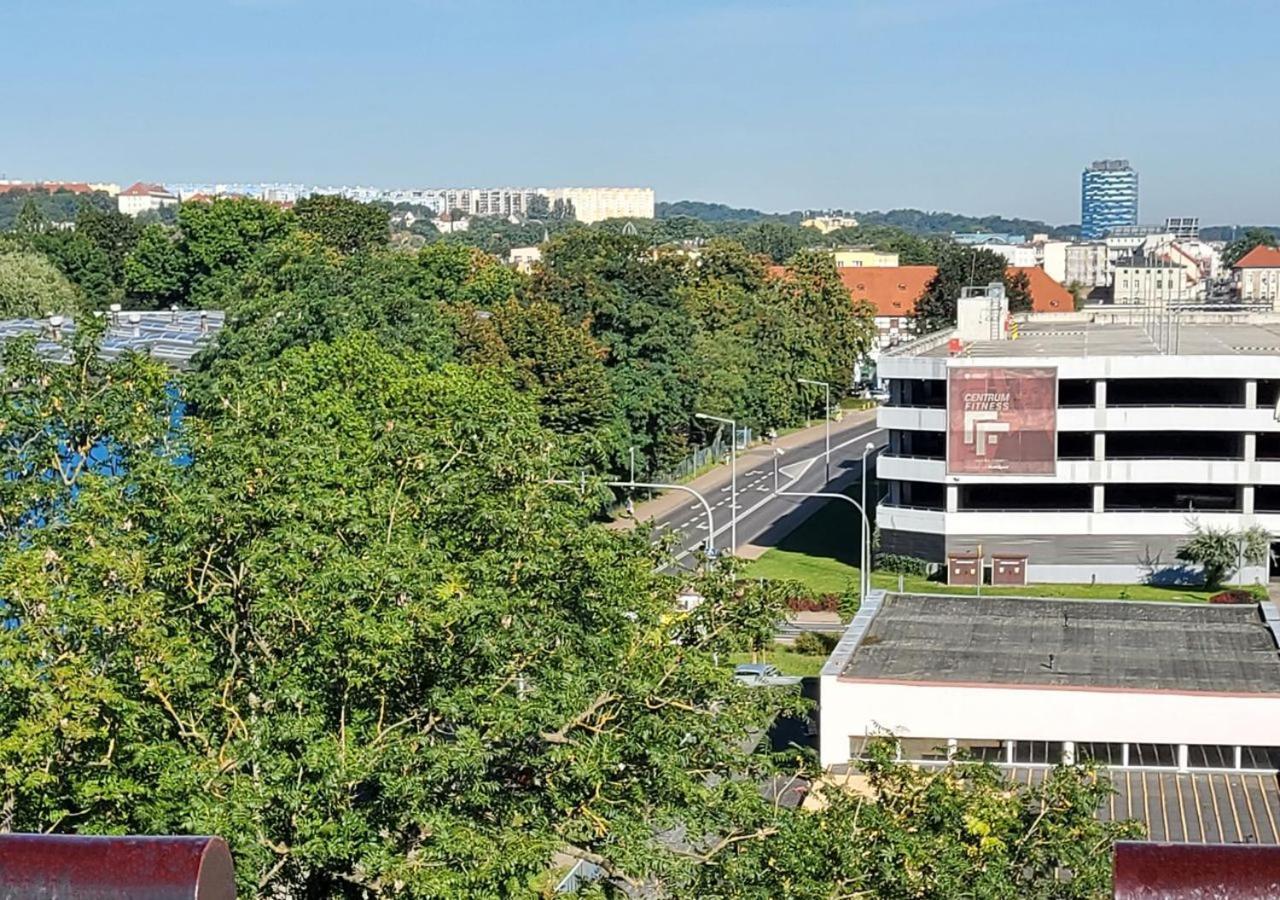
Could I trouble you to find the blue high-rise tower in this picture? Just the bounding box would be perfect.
[1080,159,1138,239]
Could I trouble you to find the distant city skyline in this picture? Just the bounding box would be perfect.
[6,0,1279,225]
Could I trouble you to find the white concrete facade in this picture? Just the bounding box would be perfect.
[820,673,1280,767]
[876,333,1280,584]
[818,591,1280,768]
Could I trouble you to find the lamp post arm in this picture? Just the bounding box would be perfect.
[546,478,717,557]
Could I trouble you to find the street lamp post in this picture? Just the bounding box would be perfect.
[862,441,877,587]
[696,413,737,553]
[773,449,872,600]
[798,378,831,482]
[547,477,717,561]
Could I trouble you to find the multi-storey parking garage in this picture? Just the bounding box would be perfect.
[876,314,1280,583]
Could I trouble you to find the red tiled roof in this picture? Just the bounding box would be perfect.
[770,263,1075,316]
[837,266,937,316]
[1009,266,1075,312]
[0,181,93,195]
[1234,245,1280,269]
[121,181,172,197]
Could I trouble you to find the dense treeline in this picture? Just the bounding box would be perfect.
[0,187,115,230]
[657,199,1081,239]
[2,195,875,477]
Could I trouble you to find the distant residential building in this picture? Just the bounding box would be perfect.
[1233,245,1280,306]
[508,246,542,273]
[431,211,470,233]
[1165,216,1200,240]
[1080,159,1138,239]
[823,264,1072,354]
[540,187,654,224]
[1112,256,1196,306]
[953,232,1025,246]
[1063,242,1111,288]
[1032,236,1070,283]
[831,247,899,268]
[117,182,178,217]
[0,180,97,195]
[970,242,1038,268]
[802,214,859,234]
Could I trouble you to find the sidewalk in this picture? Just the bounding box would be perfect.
[609,407,879,530]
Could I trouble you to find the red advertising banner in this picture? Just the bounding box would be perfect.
[947,367,1057,475]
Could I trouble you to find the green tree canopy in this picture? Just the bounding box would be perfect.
[295,194,390,254]
[533,230,699,473]
[0,331,799,897]
[0,249,82,317]
[123,224,191,309]
[177,197,295,280]
[914,245,1009,333]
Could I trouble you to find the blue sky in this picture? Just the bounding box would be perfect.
[4,0,1277,224]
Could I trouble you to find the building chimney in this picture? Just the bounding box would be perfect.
[127,311,142,337]
[48,314,64,342]
[109,302,122,326]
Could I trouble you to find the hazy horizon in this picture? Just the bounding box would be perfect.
[6,0,1278,225]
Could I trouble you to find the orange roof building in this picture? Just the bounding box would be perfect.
[838,266,938,317]
[1233,245,1280,269]
[1008,266,1075,312]
[1232,245,1280,304]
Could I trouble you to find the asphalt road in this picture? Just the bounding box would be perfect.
[648,421,887,570]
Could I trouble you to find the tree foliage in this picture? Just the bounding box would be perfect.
[295,194,390,254]
[0,331,802,897]
[123,224,190,308]
[914,246,1009,333]
[1176,522,1272,588]
[1221,226,1279,268]
[0,249,82,317]
[709,739,1141,899]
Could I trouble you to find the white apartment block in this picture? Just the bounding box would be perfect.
[971,242,1038,268]
[1112,258,1198,305]
[1063,242,1110,288]
[539,187,655,224]
[876,292,1280,585]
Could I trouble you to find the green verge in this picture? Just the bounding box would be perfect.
[727,649,825,678]
[742,481,1221,604]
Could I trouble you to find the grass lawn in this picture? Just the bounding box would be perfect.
[727,648,826,678]
[743,480,1222,604]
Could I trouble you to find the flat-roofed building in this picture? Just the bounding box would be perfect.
[830,247,898,269]
[818,591,1280,841]
[876,299,1280,583]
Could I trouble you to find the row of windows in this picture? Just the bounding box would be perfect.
[851,737,1279,772]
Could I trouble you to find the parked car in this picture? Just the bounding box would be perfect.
[733,662,780,684]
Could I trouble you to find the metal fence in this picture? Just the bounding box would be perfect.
[651,427,751,485]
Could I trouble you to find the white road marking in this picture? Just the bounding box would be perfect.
[666,424,884,563]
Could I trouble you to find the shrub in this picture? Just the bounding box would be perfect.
[876,554,933,577]
[786,594,841,613]
[1209,589,1256,605]
[793,631,839,656]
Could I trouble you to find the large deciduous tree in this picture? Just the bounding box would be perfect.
[532,230,699,474]
[123,224,191,308]
[294,194,390,254]
[0,331,799,897]
[914,245,1009,333]
[0,249,82,317]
